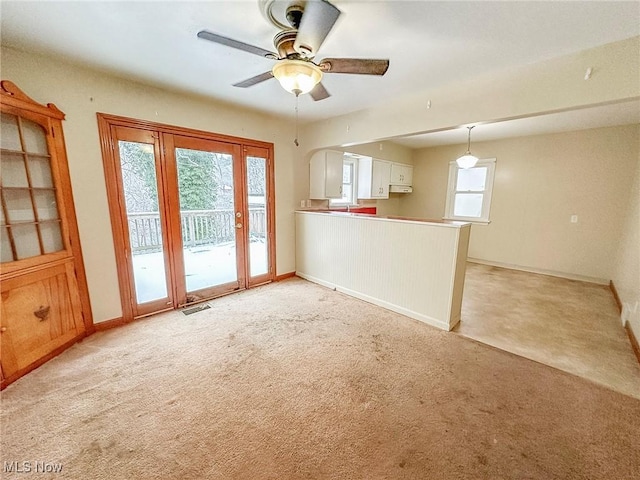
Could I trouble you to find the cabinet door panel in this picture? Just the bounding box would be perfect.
[309,150,344,199]
[402,165,413,185]
[372,160,391,198]
[390,163,413,186]
[1,262,84,377]
[390,163,403,184]
[324,151,344,198]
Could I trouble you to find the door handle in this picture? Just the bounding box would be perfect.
[34,305,50,321]
[235,223,243,229]
[236,212,242,218]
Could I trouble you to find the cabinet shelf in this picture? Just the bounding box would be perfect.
[2,219,61,228]
[1,186,57,191]
[1,148,51,159]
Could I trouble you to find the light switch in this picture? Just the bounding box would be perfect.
[570,215,578,223]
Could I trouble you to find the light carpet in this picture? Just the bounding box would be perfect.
[2,278,639,479]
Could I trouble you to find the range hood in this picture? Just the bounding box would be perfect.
[389,185,413,193]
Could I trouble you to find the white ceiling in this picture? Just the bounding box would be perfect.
[1,0,639,127]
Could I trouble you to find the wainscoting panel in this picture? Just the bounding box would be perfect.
[295,212,470,330]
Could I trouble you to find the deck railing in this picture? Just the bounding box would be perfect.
[128,208,266,253]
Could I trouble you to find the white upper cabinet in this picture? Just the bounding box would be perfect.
[357,157,392,199]
[309,150,344,199]
[390,162,413,186]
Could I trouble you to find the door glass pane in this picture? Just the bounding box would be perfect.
[27,156,54,188]
[118,140,168,304]
[1,227,13,262]
[40,221,64,253]
[247,156,268,277]
[12,224,41,259]
[456,167,487,191]
[0,113,21,151]
[176,147,237,292]
[33,189,60,221]
[1,153,29,187]
[3,189,35,223]
[22,119,49,155]
[454,193,484,218]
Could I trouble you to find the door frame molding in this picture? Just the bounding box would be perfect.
[97,113,276,322]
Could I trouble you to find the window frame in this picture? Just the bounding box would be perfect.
[329,157,358,206]
[444,157,496,224]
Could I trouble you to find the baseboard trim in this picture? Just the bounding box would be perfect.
[296,271,453,331]
[625,321,640,365]
[610,280,623,314]
[467,258,609,285]
[93,317,126,331]
[275,272,296,281]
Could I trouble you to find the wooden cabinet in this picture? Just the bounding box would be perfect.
[0,81,91,389]
[1,262,83,378]
[390,162,413,186]
[357,157,392,199]
[309,150,344,199]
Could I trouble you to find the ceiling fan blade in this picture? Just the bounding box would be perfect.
[197,30,277,59]
[294,0,341,56]
[310,82,331,101]
[233,71,274,88]
[319,58,390,75]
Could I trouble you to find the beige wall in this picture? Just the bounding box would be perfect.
[1,47,300,322]
[612,147,640,339]
[302,36,640,152]
[402,124,640,283]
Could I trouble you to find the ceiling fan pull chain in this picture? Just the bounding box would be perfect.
[294,93,300,147]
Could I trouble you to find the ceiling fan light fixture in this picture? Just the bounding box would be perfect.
[456,126,479,169]
[272,60,323,95]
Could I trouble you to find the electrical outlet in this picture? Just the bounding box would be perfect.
[570,215,578,223]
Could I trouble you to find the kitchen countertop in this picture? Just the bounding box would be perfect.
[295,210,471,228]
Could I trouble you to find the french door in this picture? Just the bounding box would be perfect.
[98,114,275,320]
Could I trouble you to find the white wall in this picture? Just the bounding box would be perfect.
[612,147,640,340]
[402,125,640,283]
[1,46,300,322]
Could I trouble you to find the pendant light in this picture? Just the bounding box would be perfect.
[456,126,479,169]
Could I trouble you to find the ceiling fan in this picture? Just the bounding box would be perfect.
[197,0,389,101]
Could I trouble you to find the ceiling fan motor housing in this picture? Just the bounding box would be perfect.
[286,4,304,29]
[274,30,300,58]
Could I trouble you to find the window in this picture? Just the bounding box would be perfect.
[444,158,496,223]
[330,158,358,205]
